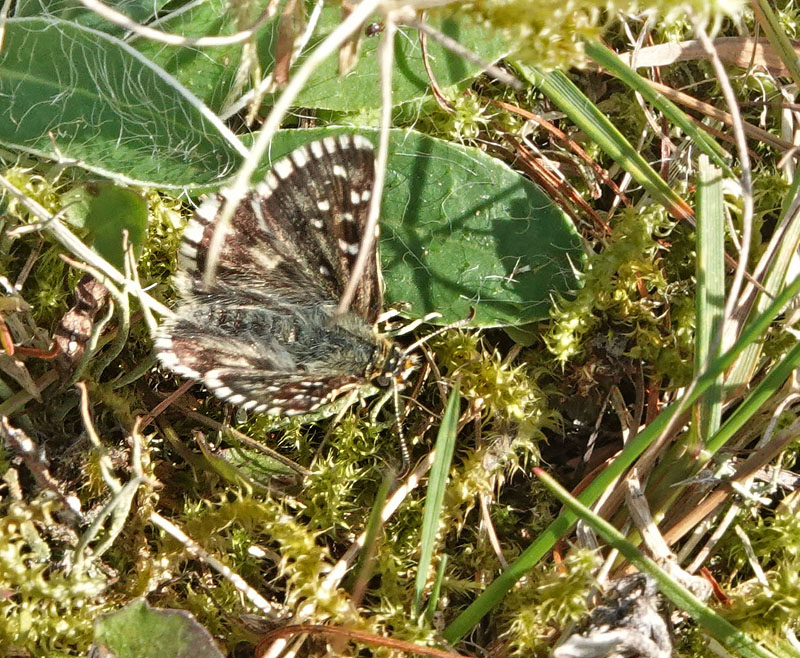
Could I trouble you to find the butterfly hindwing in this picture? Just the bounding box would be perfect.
[156,319,363,414]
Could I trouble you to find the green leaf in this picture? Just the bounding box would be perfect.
[414,381,460,616]
[263,128,583,326]
[136,3,507,112]
[132,0,265,110]
[694,156,725,441]
[0,18,245,188]
[84,184,148,270]
[94,599,225,658]
[285,6,509,111]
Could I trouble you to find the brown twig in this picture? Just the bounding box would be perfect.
[256,624,472,658]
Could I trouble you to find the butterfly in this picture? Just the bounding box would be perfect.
[155,134,414,416]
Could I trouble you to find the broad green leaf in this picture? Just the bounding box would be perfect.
[0,18,244,188]
[84,184,148,269]
[262,128,583,326]
[132,0,271,110]
[94,599,224,658]
[284,6,508,111]
[136,3,507,113]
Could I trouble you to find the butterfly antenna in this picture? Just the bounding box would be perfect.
[392,378,411,471]
[400,307,476,358]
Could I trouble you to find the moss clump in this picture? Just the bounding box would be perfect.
[500,549,598,656]
[0,496,109,656]
[546,205,694,384]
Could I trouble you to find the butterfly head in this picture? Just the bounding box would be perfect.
[371,341,418,389]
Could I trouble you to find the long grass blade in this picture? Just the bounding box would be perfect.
[694,155,726,443]
[584,40,732,175]
[413,381,461,616]
[534,468,780,658]
[515,61,694,221]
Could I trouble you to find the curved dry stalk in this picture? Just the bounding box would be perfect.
[77,0,280,46]
[202,0,384,288]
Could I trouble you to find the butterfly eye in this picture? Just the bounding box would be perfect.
[374,374,392,388]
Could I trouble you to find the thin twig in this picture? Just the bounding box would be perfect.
[0,174,173,318]
[336,15,396,316]
[77,0,279,47]
[220,0,325,121]
[150,511,282,618]
[259,450,437,658]
[404,16,522,90]
[256,624,472,658]
[0,0,13,53]
[203,0,383,287]
[694,24,753,340]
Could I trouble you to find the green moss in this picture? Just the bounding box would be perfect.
[500,549,598,656]
[0,496,109,655]
[545,204,694,383]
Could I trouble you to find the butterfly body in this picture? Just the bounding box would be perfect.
[156,135,410,416]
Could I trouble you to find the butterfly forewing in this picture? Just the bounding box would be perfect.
[156,135,394,415]
[177,134,381,318]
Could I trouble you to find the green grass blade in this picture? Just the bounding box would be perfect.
[695,155,726,442]
[751,0,800,90]
[727,168,800,388]
[534,469,780,658]
[584,40,732,176]
[414,382,461,616]
[347,471,394,593]
[706,339,800,458]
[424,554,448,625]
[442,274,800,643]
[515,61,693,222]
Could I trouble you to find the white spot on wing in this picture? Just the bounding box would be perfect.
[265,172,279,190]
[361,189,371,202]
[338,134,351,149]
[252,250,283,271]
[323,137,338,154]
[352,135,371,150]
[350,190,361,205]
[338,238,360,255]
[273,159,293,179]
[317,200,330,211]
[291,146,309,168]
[194,197,220,224]
[332,165,347,178]
[310,141,324,159]
[311,218,324,229]
[255,181,274,199]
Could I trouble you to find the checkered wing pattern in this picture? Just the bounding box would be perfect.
[176,134,380,320]
[155,135,390,415]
